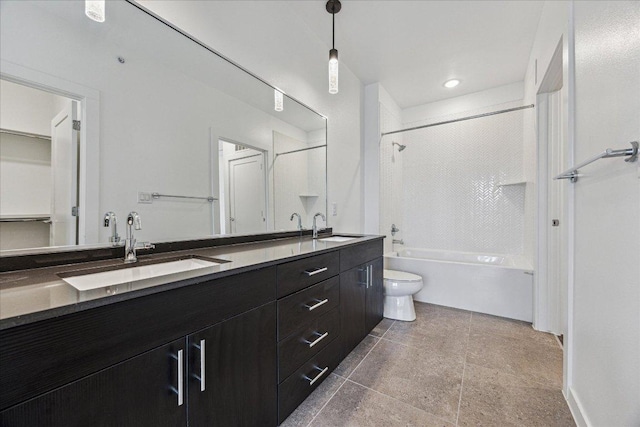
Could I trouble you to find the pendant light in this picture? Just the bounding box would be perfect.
[274,89,284,112]
[326,0,341,94]
[85,0,105,22]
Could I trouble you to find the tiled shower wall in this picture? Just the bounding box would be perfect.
[389,101,527,255]
[379,104,404,254]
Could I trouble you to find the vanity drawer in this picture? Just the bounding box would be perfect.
[278,307,340,382]
[278,276,339,340]
[277,251,339,298]
[340,239,383,272]
[278,335,342,424]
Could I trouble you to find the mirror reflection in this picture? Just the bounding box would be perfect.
[0,0,327,252]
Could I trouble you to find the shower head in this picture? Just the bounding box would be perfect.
[392,142,406,152]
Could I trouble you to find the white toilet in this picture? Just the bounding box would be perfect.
[383,269,424,321]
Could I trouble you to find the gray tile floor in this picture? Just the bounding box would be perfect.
[281,302,575,427]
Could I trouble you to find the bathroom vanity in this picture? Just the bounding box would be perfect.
[0,233,383,426]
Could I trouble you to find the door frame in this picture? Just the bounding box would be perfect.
[214,137,269,235]
[533,30,576,398]
[1,60,100,245]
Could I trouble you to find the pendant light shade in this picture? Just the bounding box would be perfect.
[326,1,341,94]
[85,0,105,22]
[274,89,284,112]
[328,49,339,95]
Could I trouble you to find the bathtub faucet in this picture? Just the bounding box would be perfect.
[392,239,404,245]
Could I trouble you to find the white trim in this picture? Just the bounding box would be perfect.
[566,387,590,427]
[564,0,576,396]
[0,60,101,245]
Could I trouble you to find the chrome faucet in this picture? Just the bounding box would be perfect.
[124,211,154,263]
[312,212,326,239]
[103,211,121,245]
[290,212,303,231]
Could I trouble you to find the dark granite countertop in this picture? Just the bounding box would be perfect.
[0,234,383,330]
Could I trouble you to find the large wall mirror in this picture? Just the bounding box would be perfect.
[0,0,327,252]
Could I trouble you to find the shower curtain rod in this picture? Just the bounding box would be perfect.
[274,144,326,158]
[380,104,535,137]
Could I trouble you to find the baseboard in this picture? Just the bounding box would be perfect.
[566,387,590,427]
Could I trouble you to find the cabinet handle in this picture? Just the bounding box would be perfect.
[304,267,328,276]
[305,298,329,311]
[304,366,329,386]
[368,265,372,289]
[193,339,206,392]
[304,331,329,348]
[177,349,184,406]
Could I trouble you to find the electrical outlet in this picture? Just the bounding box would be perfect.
[138,192,152,204]
[332,202,338,216]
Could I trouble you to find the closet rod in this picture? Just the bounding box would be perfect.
[0,128,51,141]
[381,104,534,137]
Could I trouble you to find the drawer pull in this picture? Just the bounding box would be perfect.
[305,331,329,348]
[170,349,184,406]
[305,298,329,311]
[304,366,329,386]
[304,267,328,276]
[192,339,206,392]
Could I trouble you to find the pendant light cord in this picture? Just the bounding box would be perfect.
[332,12,335,49]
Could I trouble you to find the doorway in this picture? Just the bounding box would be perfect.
[217,140,267,234]
[0,78,80,249]
[535,39,567,336]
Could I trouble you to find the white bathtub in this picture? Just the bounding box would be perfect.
[384,248,534,321]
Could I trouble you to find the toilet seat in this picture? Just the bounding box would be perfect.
[384,269,422,282]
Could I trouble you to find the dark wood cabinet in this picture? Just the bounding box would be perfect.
[340,265,368,355]
[1,304,278,427]
[0,339,187,427]
[0,237,384,427]
[340,255,384,356]
[365,257,384,332]
[188,303,277,427]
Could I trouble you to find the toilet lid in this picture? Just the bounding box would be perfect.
[384,269,422,282]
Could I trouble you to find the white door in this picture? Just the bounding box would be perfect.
[50,101,78,246]
[229,154,266,234]
[546,90,566,335]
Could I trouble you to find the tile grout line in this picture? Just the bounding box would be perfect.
[455,312,473,427]
[344,378,456,427]
[305,375,348,427]
[305,320,395,427]
[344,321,393,381]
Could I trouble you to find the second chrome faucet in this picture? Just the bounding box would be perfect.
[104,211,154,263]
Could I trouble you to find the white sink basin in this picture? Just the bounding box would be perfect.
[61,258,221,291]
[318,236,357,243]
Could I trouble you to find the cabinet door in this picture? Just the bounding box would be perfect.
[340,265,367,356]
[0,339,187,427]
[365,257,384,333]
[187,302,277,427]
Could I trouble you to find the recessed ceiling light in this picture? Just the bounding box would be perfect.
[444,79,460,88]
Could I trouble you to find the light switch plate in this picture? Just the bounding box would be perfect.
[332,202,338,216]
[138,192,152,204]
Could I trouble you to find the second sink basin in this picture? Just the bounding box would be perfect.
[318,236,357,243]
[59,256,225,291]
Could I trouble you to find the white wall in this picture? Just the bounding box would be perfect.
[138,1,364,234]
[1,1,327,244]
[569,1,640,425]
[400,84,527,256]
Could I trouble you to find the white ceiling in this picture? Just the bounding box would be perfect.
[291,1,544,108]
